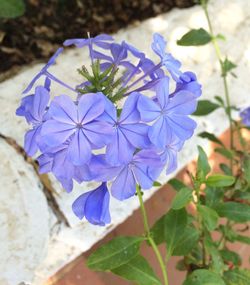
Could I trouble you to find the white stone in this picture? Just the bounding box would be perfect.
[0,0,250,283]
[0,138,52,285]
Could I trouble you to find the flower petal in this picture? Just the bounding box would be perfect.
[111,166,136,200]
[78,92,105,124]
[120,123,150,149]
[119,92,141,123]
[41,120,76,146]
[155,77,169,109]
[24,127,40,156]
[137,95,161,122]
[106,129,134,165]
[32,86,50,121]
[49,95,78,124]
[148,117,172,149]
[67,129,92,165]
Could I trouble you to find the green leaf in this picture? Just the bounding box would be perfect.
[0,0,25,18]
[183,269,226,285]
[193,100,220,116]
[234,234,250,245]
[215,147,234,159]
[197,146,211,179]
[220,249,242,266]
[168,178,186,191]
[222,58,237,77]
[219,163,232,175]
[215,202,250,222]
[206,174,235,187]
[165,209,188,258]
[150,215,165,245]
[224,268,250,285]
[198,131,224,146]
[87,236,143,271]
[172,226,199,256]
[205,187,224,208]
[171,187,193,210]
[153,181,162,187]
[112,255,161,285]
[177,28,212,46]
[197,205,219,231]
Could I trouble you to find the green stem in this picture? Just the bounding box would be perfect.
[136,186,169,285]
[202,2,234,168]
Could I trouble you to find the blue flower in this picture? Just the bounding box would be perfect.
[16,85,50,156]
[90,150,163,200]
[151,33,188,82]
[99,92,150,165]
[137,76,197,149]
[174,71,202,98]
[72,183,111,226]
[240,107,250,127]
[41,93,113,165]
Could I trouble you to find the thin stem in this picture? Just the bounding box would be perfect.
[136,186,169,285]
[202,2,234,168]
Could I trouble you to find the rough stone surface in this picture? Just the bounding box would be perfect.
[0,0,249,284]
[0,139,52,285]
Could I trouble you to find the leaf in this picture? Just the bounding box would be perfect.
[153,181,162,187]
[215,202,250,222]
[171,187,193,210]
[0,0,25,18]
[172,226,200,256]
[224,268,250,285]
[220,249,242,266]
[197,145,211,179]
[198,131,224,146]
[205,187,224,208]
[234,234,250,245]
[165,208,188,258]
[183,269,226,285]
[222,58,237,77]
[87,236,143,271]
[206,174,235,188]
[150,214,165,245]
[168,178,186,191]
[177,28,212,46]
[192,100,220,116]
[219,163,232,175]
[112,255,161,285]
[215,147,234,159]
[197,205,219,231]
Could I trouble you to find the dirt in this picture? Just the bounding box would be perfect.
[0,0,195,79]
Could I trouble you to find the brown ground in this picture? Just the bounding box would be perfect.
[0,0,195,80]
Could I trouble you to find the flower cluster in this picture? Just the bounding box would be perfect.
[16,33,201,226]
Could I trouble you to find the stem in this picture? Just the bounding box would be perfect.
[136,186,169,285]
[202,2,234,168]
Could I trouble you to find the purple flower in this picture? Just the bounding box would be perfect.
[37,143,93,192]
[91,150,163,200]
[41,93,113,165]
[23,48,64,94]
[240,107,250,127]
[99,92,150,165]
[160,135,184,174]
[137,76,197,148]
[152,33,188,82]
[174,71,202,98]
[72,183,111,226]
[16,85,50,156]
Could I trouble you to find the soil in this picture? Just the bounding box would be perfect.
[0,0,195,79]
